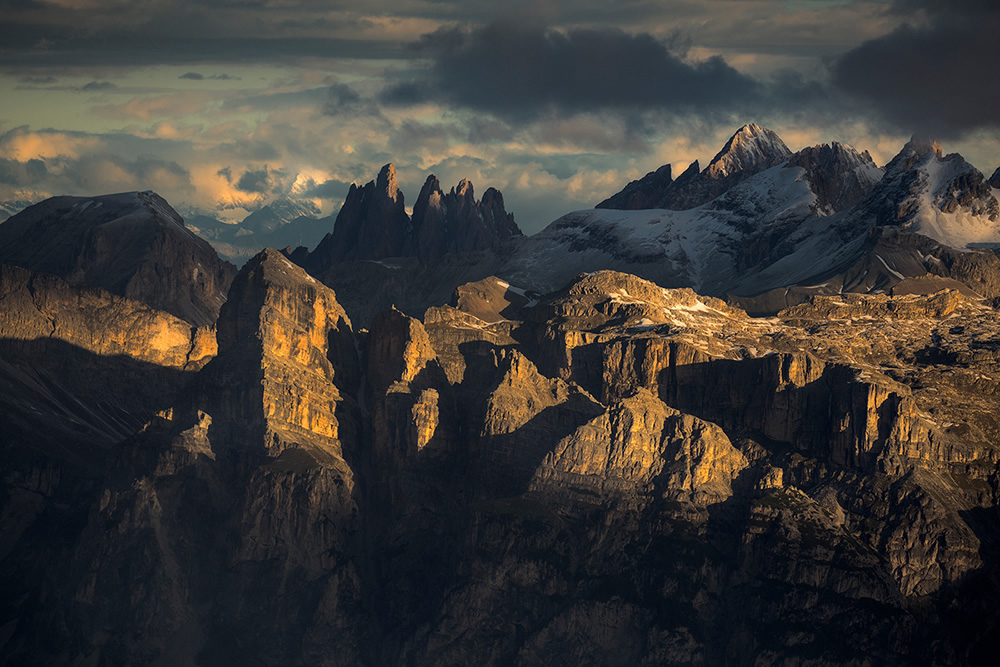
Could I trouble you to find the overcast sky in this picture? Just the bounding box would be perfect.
[1,0,998,232]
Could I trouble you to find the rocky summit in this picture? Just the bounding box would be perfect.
[0,191,235,326]
[2,127,1000,665]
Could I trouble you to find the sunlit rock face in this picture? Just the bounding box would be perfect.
[0,191,235,325]
[3,265,1000,662]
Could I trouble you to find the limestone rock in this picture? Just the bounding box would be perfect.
[532,388,747,504]
[5,258,1000,665]
[213,247,360,461]
[0,263,214,370]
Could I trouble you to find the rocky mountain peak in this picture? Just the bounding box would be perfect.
[242,195,321,235]
[785,141,883,214]
[910,135,944,159]
[0,191,234,325]
[595,125,792,212]
[595,163,672,210]
[706,123,791,180]
[675,160,700,183]
[215,247,360,459]
[310,163,412,263]
[420,173,443,197]
[306,167,519,269]
[989,166,1000,189]
[377,162,402,203]
[886,135,945,174]
[453,178,474,200]
[218,247,351,356]
[859,137,1000,240]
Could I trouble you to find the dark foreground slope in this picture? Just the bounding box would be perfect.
[2,254,999,665]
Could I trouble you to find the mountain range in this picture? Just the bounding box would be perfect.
[2,125,1000,665]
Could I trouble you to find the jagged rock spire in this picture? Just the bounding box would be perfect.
[308,165,521,267]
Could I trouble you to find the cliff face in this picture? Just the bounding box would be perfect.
[3,263,1000,665]
[9,249,369,665]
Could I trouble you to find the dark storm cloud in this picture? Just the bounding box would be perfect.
[0,34,405,68]
[831,0,1000,136]
[323,84,363,115]
[81,81,116,91]
[18,75,56,84]
[0,157,47,184]
[236,168,272,193]
[382,23,811,120]
[180,71,240,80]
[0,151,191,193]
[301,178,353,200]
[0,0,896,73]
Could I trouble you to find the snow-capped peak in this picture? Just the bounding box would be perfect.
[859,137,1000,247]
[706,123,791,180]
[885,134,944,175]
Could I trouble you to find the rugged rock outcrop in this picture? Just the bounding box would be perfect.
[990,166,1000,189]
[0,262,214,466]
[8,125,1000,664]
[295,166,522,328]
[0,263,214,370]
[0,192,235,325]
[3,248,368,665]
[532,387,747,504]
[511,130,1000,325]
[0,262,221,665]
